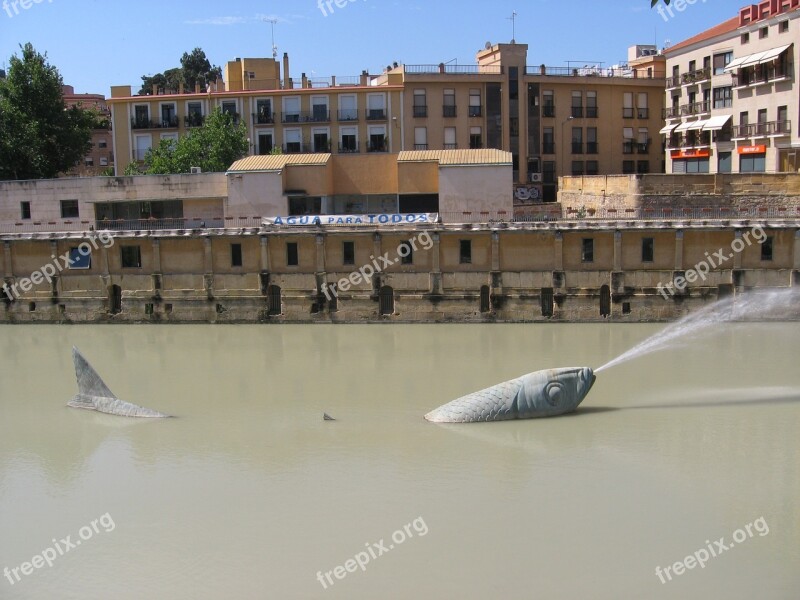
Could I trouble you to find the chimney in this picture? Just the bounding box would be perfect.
[302,72,308,88]
[283,52,290,89]
[152,84,157,96]
[179,81,184,94]
[360,70,369,86]
[195,81,201,93]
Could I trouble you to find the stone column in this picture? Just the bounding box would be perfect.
[315,234,326,273]
[430,233,441,295]
[553,231,564,291]
[491,231,500,272]
[203,238,213,298]
[674,230,684,270]
[3,242,12,278]
[152,239,162,273]
[613,230,622,272]
[733,230,743,270]
[260,236,270,272]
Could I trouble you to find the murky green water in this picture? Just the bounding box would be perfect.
[1,324,799,599]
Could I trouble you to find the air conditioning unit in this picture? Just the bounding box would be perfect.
[530,173,542,183]
[190,167,202,174]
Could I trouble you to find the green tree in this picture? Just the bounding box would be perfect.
[139,108,248,174]
[0,43,94,180]
[138,48,222,95]
[651,0,670,6]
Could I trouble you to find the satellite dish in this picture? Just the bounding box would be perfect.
[485,41,492,50]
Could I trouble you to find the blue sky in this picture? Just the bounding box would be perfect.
[0,0,747,95]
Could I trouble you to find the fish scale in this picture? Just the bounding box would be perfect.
[425,379,523,423]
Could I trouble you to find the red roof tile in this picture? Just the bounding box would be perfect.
[664,16,741,55]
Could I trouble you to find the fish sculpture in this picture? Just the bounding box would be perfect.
[425,367,596,423]
[67,347,171,418]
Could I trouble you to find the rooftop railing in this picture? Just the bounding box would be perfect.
[403,64,503,75]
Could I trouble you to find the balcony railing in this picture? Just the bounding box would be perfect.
[252,112,275,125]
[732,64,791,87]
[667,75,681,88]
[622,140,635,154]
[468,106,482,117]
[679,101,710,116]
[586,106,598,118]
[542,142,556,154]
[571,142,583,154]
[542,106,556,118]
[681,67,712,85]
[637,141,650,154]
[366,109,387,121]
[734,121,792,138]
[338,142,360,154]
[637,108,649,119]
[413,105,428,118]
[132,117,177,129]
[404,64,503,75]
[623,107,634,118]
[282,111,331,123]
[367,139,387,152]
[571,106,583,118]
[443,105,457,118]
[184,114,205,128]
[663,106,680,119]
[414,144,429,150]
[337,109,359,122]
[444,143,458,150]
[586,142,598,154]
[221,112,240,125]
[525,65,646,78]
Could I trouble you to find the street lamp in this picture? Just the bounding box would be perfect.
[560,116,575,189]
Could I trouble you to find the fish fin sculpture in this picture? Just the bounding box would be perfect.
[68,347,172,418]
[425,367,596,423]
[323,413,336,421]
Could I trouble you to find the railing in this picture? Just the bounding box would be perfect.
[337,109,359,122]
[681,67,711,85]
[571,106,583,118]
[586,142,598,154]
[184,114,205,128]
[0,217,266,234]
[734,121,792,137]
[468,106,482,117]
[414,144,429,150]
[732,64,791,87]
[443,105,457,118]
[221,112,240,125]
[334,76,361,86]
[667,75,681,88]
[637,141,650,154]
[413,105,428,118]
[562,206,800,221]
[525,65,641,78]
[444,143,458,150]
[663,106,680,119]
[542,143,556,154]
[338,143,360,154]
[622,140,635,154]
[253,112,275,125]
[571,142,583,154]
[542,106,556,118]
[132,117,177,129]
[367,140,387,152]
[622,107,634,119]
[282,111,330,123]
[637,108,649,119]
[679,101,710,116]
[404,64,503,75]
[586,106,598,118]
[366,109,387,121]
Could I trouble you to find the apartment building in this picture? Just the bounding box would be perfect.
[109,42,666,202]
[62,85,113,177]
[662,0,799,174]
[109,55,401,175]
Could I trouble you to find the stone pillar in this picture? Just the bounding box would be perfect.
[203,238,213,299]
[430,233,442,295]
[491,231,500,272]
[4,241,13,278]
[674,230,684,270]
[733,230,743,270]
[553,231,564,291]
[99,240,110,277]
[152,239,162,273]
[260,236,270,272]
[613,230,622,272]
[315,234,326,273]
[793,230,800,286]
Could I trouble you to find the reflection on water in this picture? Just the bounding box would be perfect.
[1,324,799,600]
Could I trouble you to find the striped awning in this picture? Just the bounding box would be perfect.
[659,123,678,135]
[686,120,708,131]
[703,115,732,131]
[725,44,792,71]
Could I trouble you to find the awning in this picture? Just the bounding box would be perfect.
[740,50,770,68]
[659,123,678,135]
[674,121,694,132]
[686,120,708,131]
[703,115,732,131]
[724,56,748,72]
[758,44,791,64]
[725,44,792,71]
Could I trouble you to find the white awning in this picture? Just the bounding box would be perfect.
[674,121,694,132]
[659,123,678,135]
[686,120,708,131]
[740,50,770,68]
[724,56,748,72]
[758,44,792,64]
[703,115,732,131]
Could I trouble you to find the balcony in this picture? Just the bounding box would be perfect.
[184,114,205,128]
[637,108,649,119]
[622,108,634,119]
[404,64,503,75]
[667,75,681,88]
[252,112,275,125]
[679,101,710,116]
[337,109,359,122]
[221,112,240,125]
[338,142,360,154]
[571,142,583,154]
[413,105,428,118]
[443,105,457,118]
[366,109,387,121]
[586,106,598,118]
[622,140,635,154]
[444,143,458,150]
[414,144,429,150]
[571,106,583,118]
[468,106,482,117]
[367,139,387,152]
[732,64,790,88]
[586,142,598,154]
[542,106,556,118]
[663,106,680,119]
[637,141,650,154]
[542,142,556,154]
[681,67,712,85]
[131,116,179,129]
[282,111,330,123]
[734,121,793,138]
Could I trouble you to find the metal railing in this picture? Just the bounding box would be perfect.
[586,106,598,118]
[253,112,275,125]
[542,143,556,154]
[131,117,179,129]
[337,109,359,122]
[571,106,583,118]
[0,217,266,234]
[663,106,680,119]
[563,206,800,221]
[443,105,457,118]
[404,64,503,75]
[468,106,482,117]
[184,114,205,127]
[734,121,792,137]
[281,111,331,123]
[365,109,387,121]
[338,143,359,154]
[526,65,641,78]
[681,67,712,85]
[586,142,599,154]
[412,105,428,118]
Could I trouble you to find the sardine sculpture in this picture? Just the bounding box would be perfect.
[68,347,171,418]
[425,367,596,423]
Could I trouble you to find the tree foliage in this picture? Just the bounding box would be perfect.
[138,48,222,95]
[138,108,248,174]
[0,43,94,180]
[651,0,670,6]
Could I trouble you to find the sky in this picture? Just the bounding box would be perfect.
[0,0,749,96]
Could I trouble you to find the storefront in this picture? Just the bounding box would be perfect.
[670,148,711,173]
[737,145,767,173]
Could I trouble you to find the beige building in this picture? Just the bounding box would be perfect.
[62,86,113,177]
[109,42,666,204]
[662,1,800,174]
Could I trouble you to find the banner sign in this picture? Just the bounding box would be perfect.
[737,145,767,155]
[264,213,439,226]
[671,149,710,159]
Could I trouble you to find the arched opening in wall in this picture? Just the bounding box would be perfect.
[379,286,394,316]
[480,286,491,313]
[268,285,282,316]
[109,285,122,315]
[541,288,554,317]
[600,285,611,318]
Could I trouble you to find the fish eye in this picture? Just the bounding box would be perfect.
[544,382,564,406]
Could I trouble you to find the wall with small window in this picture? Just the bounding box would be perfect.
[741,229,793,269]
[562,233,614,270]
[439,235,489,271]
[211,237,260,274]
[621,232,675,270]
[268,236,316,273]
[499,232,556,271]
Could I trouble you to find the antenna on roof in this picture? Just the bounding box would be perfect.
[262,17,279,61]
[507,10,518,44]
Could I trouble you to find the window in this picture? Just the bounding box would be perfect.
[231,244,243,267]
[469,89,481,117]
[571,91,583,118]
[571,160,584,175]
[60,200,79,219]
[779,21,789,33]
[339,127,357,153]
[98,139,107,149]
[777,106,789,133]
[542,91,555,117]
[367,93,386,120]
[637,161,650,174]
[255,99,273,124]
[284,129,301,153]
[413,89,427,118]
[543,127,555,154]
[286,242,299,266]
[581,238,594,263]
[586,91,597,118]
[713,87,732,109]
[480,285,491,313]
[586,160,599,175]
[543,161,556,184]
[338,95,357,121]
[622,160,635,174]
[414,127,428,150]
[741,32,750,44]
[443,89,456,117]
[100,157,108,166]
[221,101,237,122]
[642,238,654,263]
[311,96,329,121]
[571,127,583,154]
[459,240,472,264]
[740,153,766,173]
[637,93,648,119]
[586,128,597,154]
[759,26,768,39]
[69,247,91,270]
[623,93,634,118]
[121,246,142,268]
[283,97,301,122]
[761,236,773,261]
[713,52,733,75]
[623,127,634,154]
[343,241,355,266]
[313,129,330,152]
[444,127,457,150]
[469,126,482,149]
[20,201,31,220]
[84,157,94,167]
[399,241,414,265]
